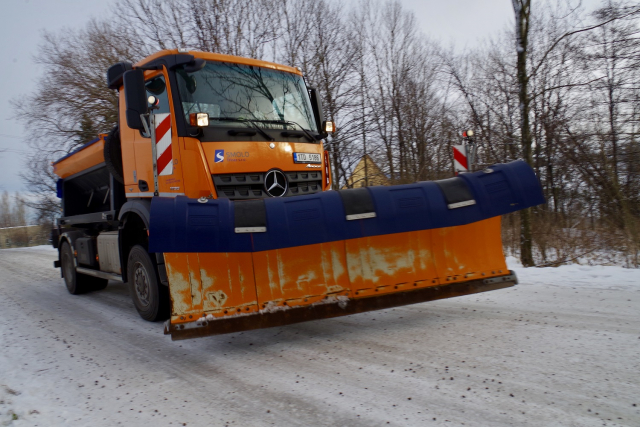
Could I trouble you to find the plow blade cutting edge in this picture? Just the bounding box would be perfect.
[149,160,545,339]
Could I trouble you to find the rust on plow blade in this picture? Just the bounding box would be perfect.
[165,271,518,340]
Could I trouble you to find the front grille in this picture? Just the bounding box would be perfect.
[285,171,322,196]
[212,171,323,200]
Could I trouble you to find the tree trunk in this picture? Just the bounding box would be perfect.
[513,0,535,267]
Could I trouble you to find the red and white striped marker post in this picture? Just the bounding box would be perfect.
[154,113,173,176]
[452,144,468,175]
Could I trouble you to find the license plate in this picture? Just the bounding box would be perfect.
[293,152,321,164]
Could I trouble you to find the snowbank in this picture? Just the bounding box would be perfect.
[507,256,640,289]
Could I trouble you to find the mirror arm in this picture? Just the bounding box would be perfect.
[140,113,151,137]
[137,65,162,71]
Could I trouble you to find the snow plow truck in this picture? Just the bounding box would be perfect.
[51,49,545,340]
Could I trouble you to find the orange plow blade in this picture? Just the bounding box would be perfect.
[151,160,544,339]
[164,217,516,340]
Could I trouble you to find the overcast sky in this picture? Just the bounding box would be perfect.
[0,0,597,194]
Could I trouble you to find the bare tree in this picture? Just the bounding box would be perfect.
[0,192,28,227]
[0,191,11,227]
[114,0,191,55]
[12,20,142,222]
[276,0,315,67]
[300,0,358,188]
[14,0,640,265]
[511,0,536,266]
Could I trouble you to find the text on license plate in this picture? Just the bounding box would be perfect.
[293,152,321,163]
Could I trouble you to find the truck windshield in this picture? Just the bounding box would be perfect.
[176,61,318,133]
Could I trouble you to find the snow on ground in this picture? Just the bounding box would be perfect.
[0,247,639,426]
[2,245,56,252]
[507,256,640,290]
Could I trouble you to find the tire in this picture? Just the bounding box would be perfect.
[104,125,124,184]
[127,245,169,321]
[60,241,108,294]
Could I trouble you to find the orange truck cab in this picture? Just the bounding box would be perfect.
[52,49,544,340]
[113,49,332,201]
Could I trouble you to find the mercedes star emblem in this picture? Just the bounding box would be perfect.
[264,169,288,197]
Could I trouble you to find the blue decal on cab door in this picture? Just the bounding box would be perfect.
[215,150,224,163]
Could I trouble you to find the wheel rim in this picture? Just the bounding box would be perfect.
[133,262,151,307]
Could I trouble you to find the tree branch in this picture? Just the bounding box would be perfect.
[531,6,640,79]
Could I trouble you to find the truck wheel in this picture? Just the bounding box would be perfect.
[60,241,108,294]
[127,245,169,321]
[104,126,124,184]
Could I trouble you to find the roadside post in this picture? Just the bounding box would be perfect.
[453,130,476,175]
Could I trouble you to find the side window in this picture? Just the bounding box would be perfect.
[145,75,170,115]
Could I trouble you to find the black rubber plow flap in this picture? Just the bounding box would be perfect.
[165,271,518,340]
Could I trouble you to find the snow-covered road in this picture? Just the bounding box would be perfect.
[1,246,639,427]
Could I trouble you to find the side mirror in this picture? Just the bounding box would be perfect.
[309,88,328,138]
[183,58,205,73]
[123,69,148,131]
[107,62,133,90]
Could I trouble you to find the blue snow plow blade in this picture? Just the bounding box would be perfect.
[148,160,545,253]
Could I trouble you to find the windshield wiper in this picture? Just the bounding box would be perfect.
[252,119,318,143]
[212,117,274,142]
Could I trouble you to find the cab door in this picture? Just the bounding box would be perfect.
[130,71,184,197]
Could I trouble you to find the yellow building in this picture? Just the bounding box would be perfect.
[344,155,389,188]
